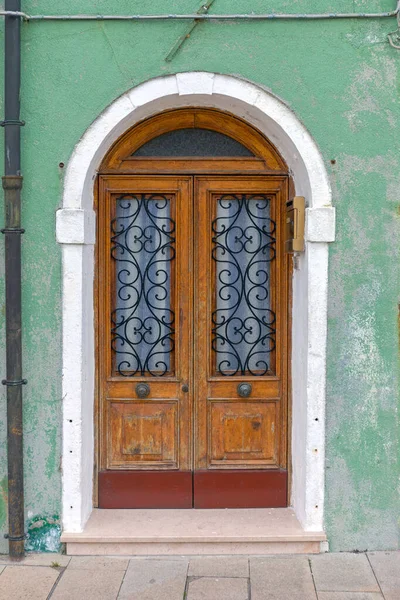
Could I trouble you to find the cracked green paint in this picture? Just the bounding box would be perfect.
[0,0,398,553]
[25,516,62,553]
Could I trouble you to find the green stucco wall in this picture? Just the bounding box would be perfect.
[0,0,399,553]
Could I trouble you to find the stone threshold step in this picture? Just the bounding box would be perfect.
[62,508,326,555]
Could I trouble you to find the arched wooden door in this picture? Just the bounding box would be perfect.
[95,109,291,508]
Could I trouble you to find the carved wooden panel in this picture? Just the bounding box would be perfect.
[107,400,179,469]
[208,400,278,467]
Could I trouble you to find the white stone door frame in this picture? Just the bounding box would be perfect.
[56,72,335,534]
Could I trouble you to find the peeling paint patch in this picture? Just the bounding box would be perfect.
[25,515,61,553]
[344,58,398,132]
[345,22,388,49]
[44,424,59,480]
[0,477,7,528]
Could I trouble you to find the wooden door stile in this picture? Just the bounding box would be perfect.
[97,176,193,508]
[193,176,288,508]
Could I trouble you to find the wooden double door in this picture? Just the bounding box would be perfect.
[97,174,289,508]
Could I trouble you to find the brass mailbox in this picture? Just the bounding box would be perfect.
[285,196,305,253]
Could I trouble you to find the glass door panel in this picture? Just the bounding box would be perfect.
[212,193,276,376]
[111,193,176,377]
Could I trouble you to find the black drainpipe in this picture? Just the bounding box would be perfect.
[1,0,25,558]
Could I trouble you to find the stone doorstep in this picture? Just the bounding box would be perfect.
[65,541,323,556]
[61,507,326,556]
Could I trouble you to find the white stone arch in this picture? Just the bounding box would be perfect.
[56,72,335,534]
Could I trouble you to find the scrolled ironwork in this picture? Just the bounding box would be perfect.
[111,193,175,377]
[211,193,276,376]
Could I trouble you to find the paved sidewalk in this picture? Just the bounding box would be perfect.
[0,551,398,599]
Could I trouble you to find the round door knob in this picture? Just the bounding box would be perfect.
[182,384,189,393]
[136,383,150,398]
[237,383,252,398]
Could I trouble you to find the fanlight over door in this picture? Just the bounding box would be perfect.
[96,109,290,509]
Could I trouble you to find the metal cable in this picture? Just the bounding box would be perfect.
[1,3,399,52]
[0,6,399,21]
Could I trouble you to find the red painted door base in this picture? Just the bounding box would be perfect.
[98,471,192,509]
[194,470,288,508]
[98,470,287,509]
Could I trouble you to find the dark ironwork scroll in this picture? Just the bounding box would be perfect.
[111,194,175,376]
[211,194,276,376]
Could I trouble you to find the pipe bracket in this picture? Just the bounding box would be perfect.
[2,175,23,190]
[1,227,25,234]
[0,119,25,127]
[2,379,27,386]
[4,533,27,541]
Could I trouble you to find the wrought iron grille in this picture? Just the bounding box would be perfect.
[111,194,175,377]
[211,194,276,376]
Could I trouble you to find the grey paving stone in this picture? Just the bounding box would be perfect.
[250,556,317,600]
[0,566,4,575]
[188,556,249,577]
[367,551,400,600]
[0,565,59,600]
[311,554,380,593]
[52,568,125,600]
[0,552,70,566]
[68,555,129,570]
[187,577,248,600]
[118,559,188,600]
[318,593,384,600]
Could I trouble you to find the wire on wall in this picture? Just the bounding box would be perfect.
[0,3,399,21]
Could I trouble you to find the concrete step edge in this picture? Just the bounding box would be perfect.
[61,533,327,543]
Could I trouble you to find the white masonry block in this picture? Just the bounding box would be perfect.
[305,207,336,243]
[56,209,96,245]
